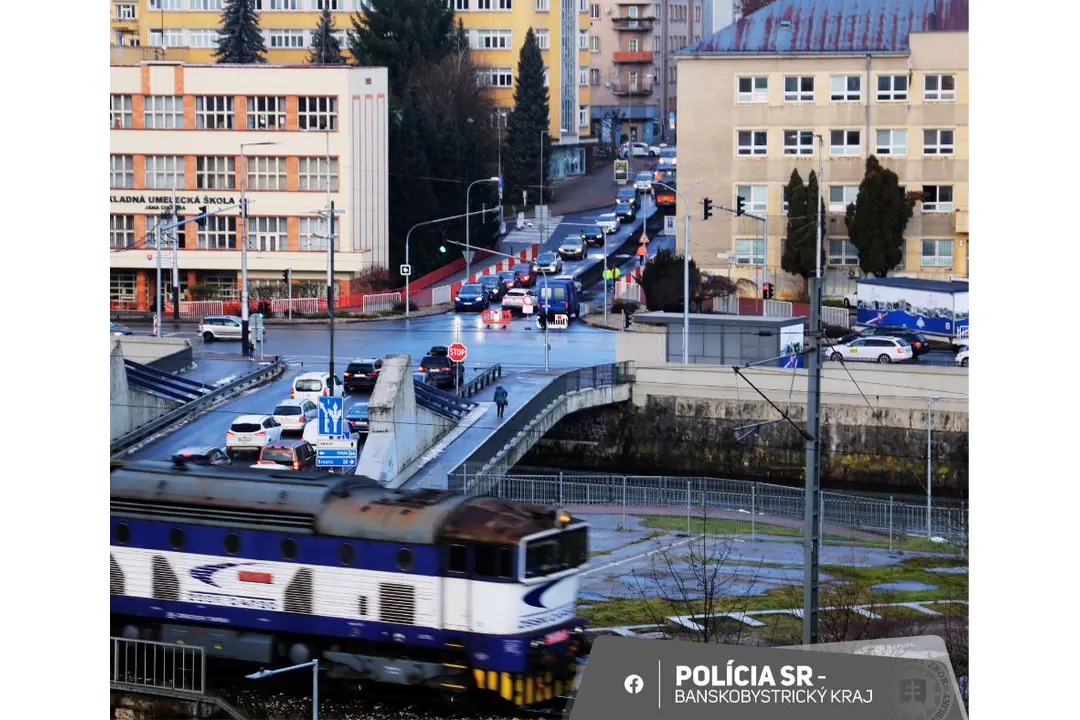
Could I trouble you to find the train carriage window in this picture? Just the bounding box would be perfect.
[224,533,241,555]
[447,544,467,574]
[281,537,298,561]
[339,543,355,566]
[168,526,185,550]
[114,523,130,545]
[475,545,513,579]
[396,548,414,572]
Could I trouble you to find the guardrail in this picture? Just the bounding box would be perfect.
[110,357,286,456]
[414,380,479,420]
[458,364,504,399]
[111,636,204,695]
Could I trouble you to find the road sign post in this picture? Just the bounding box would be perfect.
[400,264,412,277]
[316,396,350,470]
[448,342,467,395]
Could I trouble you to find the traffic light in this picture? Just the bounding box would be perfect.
[282,269,289,283]
[735,195,745,217]
[623,311,633,330]
[762,283,774,299]
[196,206,208,228]
[439,245,447,253]
[703,197,713,221]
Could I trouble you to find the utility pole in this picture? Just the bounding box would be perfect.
[171,185,180,320]
[154,218,163,337]
[682,205,690,364]
[328,200,336,396]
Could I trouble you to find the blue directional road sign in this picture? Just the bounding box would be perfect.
[316,439,358,468]
[317,396,346,438]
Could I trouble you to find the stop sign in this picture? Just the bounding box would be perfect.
[447,342,467,363]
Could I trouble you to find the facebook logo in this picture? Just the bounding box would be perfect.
[623,674,644,695]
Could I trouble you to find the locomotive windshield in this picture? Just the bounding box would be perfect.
[524,527,588,579]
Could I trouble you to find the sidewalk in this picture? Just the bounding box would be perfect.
[547,156,659,215]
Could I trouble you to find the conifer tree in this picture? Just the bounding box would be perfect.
[214,0,267,65]
[845,156,918,277]
[346,0,455,97]
[781,168,826,284]
[505,29,552,204]
[308,7,345,64]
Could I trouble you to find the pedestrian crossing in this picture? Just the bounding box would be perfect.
[499,215,565,250]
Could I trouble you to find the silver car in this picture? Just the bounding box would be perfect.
[596,213,621,234]
[634,172,653,193]
[272,399,318,434]
[199,315,243,342]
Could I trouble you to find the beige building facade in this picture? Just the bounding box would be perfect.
[109,61,389,309]
[677,15,968,296]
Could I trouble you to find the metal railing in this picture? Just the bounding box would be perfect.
[362,291,402,314]
[111,637,205,696]
[270,297,321,315]
[454,467,968,547]
[458,363,504,399]
[415,379,479,420]
[764,299,794,317]
[821,305,850,328]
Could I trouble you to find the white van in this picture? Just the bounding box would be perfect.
[291,372,343,402]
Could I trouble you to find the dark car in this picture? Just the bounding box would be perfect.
[111,322,133,336]
[581,227,604,247]
[558,235,587,260]
[497,270,518,290]
[171,446,231,467]
[343,358,384,392]
[841,325,932,356]
[653,166,677,186]
[616,186,639,209]
[478,274,507,300]
[346,402,371,434]
[512,263,537,288]
[615,201,636,221]
[419,353,464,389]
[428,345,449,357]
[454,283,489,312]
[253,439,317,471]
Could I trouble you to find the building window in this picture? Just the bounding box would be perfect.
[535,0,549,9]
[110,215,136,249]
[590,68,600,85]
[497,0,512,8]
[196,156,236,190]
[830,74,861,102]
[265,0,300,8]
[189,0,222,9]
[197,215,237,250]
[876,74,908,101]
[111,155,134,188]
[924,74,956,102]
[269,29,305,48]
[149,0,182,10]
[577,29,588,50]
[534,28,550,49]
[298,157,340,191]
[590,35,599,52]
[579,65,589,85]
[578,0,586,12]
[735,185,767,214]
[737,76,768,103]
[111,271,137,302]
[628,37,640,51]
[590,3,599,19]
[921,239,954,268]
[923,129,955,155]
[247,156,287,190]
[782,185,791,212]
[186,29,220,48]
[828,185,859,212]
[146,155,186,189]
[474,29,513,50]
[149,28,183,47]
[195,96,234,129]
[922,185,954,213]
[784,75,814,102]
[455,0,469,9]
[111,95,133,128]
[247,96,287,130]
[315,0,342,8]
[578,105,589,128]
[734,238,765,266]
[116,4,136,20]
[736,130,767,156]
[299,217,337,251]
[829,129,860,157]
[477,67,513,88]
[476,0,491,7]
[298,96,338,130]
[248,217,287,251]
[875,129,907,156]
[143,96,183,129]
[783,130,814,156]
[827,239,859,266]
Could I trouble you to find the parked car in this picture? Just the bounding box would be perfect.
[170,446,231,467]
[478,274,508,301]
[841,325,932,356]
[616,186,638,209]
[198,315,243,342]
[291,372,343,402]
[346,402,371,434]
[454,283,489,312]
[111,322,133,336]
[343,358,384,392]
[225,415,284,454]
[620,141,651,158]
[502,287,536,315]
[581,226,604,247]
[634,172,654,193]
[272,399,319,434]
[955,343,969,367]
[512,263,537,288]
[419,352,464,388]
[615,201,636,222]
[596,213,621,234]
[250,439,317,471]
[535,251,564,275]
[842,291,858,308]
[829,337,914,364]
[496,270,519,290]
[558,235,588,261]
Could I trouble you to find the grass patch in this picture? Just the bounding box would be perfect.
[822,298,849,308]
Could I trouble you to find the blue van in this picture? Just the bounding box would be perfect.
[538,277,580,320]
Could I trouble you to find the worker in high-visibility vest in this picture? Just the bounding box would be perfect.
[636,243,648,267]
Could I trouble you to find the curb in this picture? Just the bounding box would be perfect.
[111,305,454,326]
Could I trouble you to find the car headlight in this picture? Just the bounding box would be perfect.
[455,296,461,301]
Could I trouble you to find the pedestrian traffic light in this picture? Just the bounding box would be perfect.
[736,196,745,217]
[196,206,208,228]
[762,283,774,299]
[703,197,713,221]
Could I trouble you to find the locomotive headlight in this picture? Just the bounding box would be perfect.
[556,511,571,526]
[530,640,542,649]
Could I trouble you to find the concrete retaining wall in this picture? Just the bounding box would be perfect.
[110,341,180,441]
[116,336,193,372]
[357,354,455,484]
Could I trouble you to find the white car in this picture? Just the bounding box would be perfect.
[657,147,677,166]
[955,344,969,367]
[596,213,621,234]
[502,288,536,314]
[621,141,651,158]
[828,336,913,364]
[225,415,284,453]
[291,372,343,402]
[634,172,653,193]
[272,399,318,434]
[842,291,858,308]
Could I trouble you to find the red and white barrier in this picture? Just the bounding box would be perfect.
[440,244,540,297]
[614,267,644,302]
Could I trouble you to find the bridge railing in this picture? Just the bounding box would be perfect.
[414,379,479,420]
[111,637,205,696]
[458,363,503,399]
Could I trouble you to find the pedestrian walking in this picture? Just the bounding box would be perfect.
[494,385,509,419]
[636,243,647,267]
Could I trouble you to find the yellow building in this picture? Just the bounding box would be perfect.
[675,0,969,298]
[111,0,594,178]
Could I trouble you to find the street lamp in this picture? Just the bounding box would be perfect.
[239,141,280,358]
[538,128,568,266]
[653,179,704,364]
[927,394,942,540]
[465,177,501,279]
[247,660,319,720]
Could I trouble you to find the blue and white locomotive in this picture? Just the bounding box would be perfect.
[110,460,590,706]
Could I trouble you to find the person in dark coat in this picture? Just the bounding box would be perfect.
[494,385,509,419]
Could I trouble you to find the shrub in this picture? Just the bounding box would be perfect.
[611,299,640,315]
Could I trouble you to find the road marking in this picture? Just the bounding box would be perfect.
[581,534,703,577]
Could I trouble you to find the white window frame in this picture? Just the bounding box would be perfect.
[830,74,861,102]
[247,96,286,130]
[543,67,550,88]
[195,96,234,129]
[144,95,183,128]
[149,0,182,9]
[578,29,589,50]
[314,0,343,9]
[923,129,955,156]
[590,68,600,85]
[195,156,236,190]
[116,4,136,20]
[535,0,549,10]
[110,215,136,249]
[876,74,908,102]
[146,155,186,190]
[299,217,338,251]
[246,156,287,191]
[783,130,814,156]
[188,0,222,10]
[474,29,513,50]
[783,75,814,102]
[476,0,491,8]
[828,185,859,212]
[298,96,338,130]
[111,155,134,189]
[628,37,640,52]
[247,216,287,252]
[735,185,767,214]
[736,130,767,157]
[579,65,589,86]
[827,239,859,267]
[298,157,340,191]
[921,239,954,268]
[477,67,513,88]
[264,0,299,9]
[197,215,238,250]
[149,28,183,47]
[534,28,550,50]
[269,29,305,48]
[578,105,589,129]
[921,185,954,213]
[455,0,469,10]
[497,0,512,9]
[186,29,220,48]
[923,73,956,102]
[829,129,860,157]
[737,76,768,103]
[590,3,599,19]
[874,129,907,156]
[111,95,133,128]
[734,238,765,266]
[578,0,587,12]
[590,35,600,52]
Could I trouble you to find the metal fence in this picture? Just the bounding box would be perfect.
[177,300,223,318]
[270,297,321,315]
[110,637,205,695]
[363,291,402,314]
[821,305,850,328]
[763,300,794,317]
[455,467,968,547]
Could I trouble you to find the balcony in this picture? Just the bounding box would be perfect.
[613,50,654,64]
[611,82,654,96]
[612,16,657,31]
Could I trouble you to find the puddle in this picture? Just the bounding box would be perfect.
[872,581,938,592]
[578,591,606,602]
[926,567,968,575]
